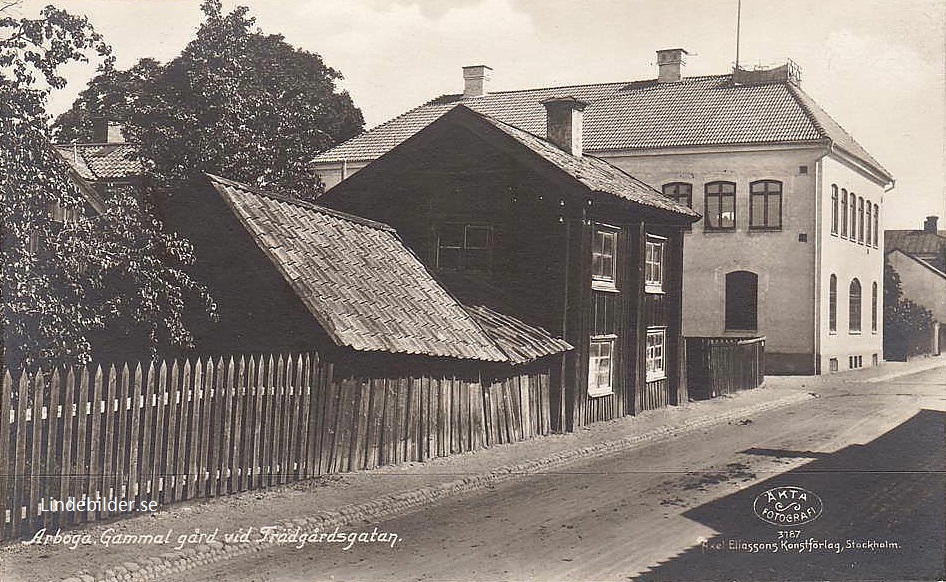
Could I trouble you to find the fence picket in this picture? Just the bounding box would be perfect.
[1,371,13,539]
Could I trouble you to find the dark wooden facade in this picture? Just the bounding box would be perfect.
[323,108,692,430]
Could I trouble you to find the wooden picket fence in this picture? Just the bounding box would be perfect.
[0,352,551,541]
[685,336,766,400]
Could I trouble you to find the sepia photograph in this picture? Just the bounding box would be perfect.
[1,0,944,580]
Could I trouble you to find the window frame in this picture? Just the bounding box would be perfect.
[857,197,865,244]
[866,202,872,246]
[873,203,879,248]
[849,278,862,334]
[749,180,783,230]
[663,182,693,231]
[830,185,839,235]
[592,226,619,291]
[871,281,878,333]
[588,335,616,397]
[704,181,737,231]
[644,235,666,294]
[436,223,493,274]
[850,192,857,242]
[645,327,667,382]
[841,189,848,238]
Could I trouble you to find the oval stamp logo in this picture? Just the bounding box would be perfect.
[753,486,823,526]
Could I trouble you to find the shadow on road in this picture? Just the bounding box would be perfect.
[636,409,945,581]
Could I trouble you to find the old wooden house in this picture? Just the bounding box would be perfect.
[321,102,700,430]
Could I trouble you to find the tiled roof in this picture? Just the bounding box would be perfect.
[312,74,890,181]
[464,305,572,365]
[54,143,143,181]
[473,109,700,218]
[206,174,507,362]
[886,230,946,256]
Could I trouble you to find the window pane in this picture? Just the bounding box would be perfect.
[465,225,489,249]
[706,195,720,228]
[720,194,735,228]
[750,193,764,227]
[767,194,781,228]
[440,224,464,248]
[438,247,461,270]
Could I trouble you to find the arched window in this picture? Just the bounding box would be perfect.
[829,274,838,332]
[725,270,758,331]
[830,185,839,235]
[841,189,848,237]
[871,282,878,332]
[663,182,693,230]
[873,203,880,248]
[850,193,858,241]
[705,182,736,230]
[749,180,782,229]
[849,279,862,333]
[857,197,865,243]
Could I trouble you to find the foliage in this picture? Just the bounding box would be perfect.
[51,57,161,142]
[1,2,214,368]
[883,263,935,360]
[57,0,365,200]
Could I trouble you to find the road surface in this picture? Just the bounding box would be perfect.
[165,367,946,581]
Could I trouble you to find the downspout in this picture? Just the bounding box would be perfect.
[559,201,571,433]
[813,155,824,374]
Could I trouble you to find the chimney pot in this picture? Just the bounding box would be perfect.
[924,215,939,233]
[656,48,688,83]
[462,65,492,98]
[541,97,587,157]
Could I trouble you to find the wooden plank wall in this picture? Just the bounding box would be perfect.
[0,354,552,541]
[684,337,766,400]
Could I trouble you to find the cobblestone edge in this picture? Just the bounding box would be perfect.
[61,390,813,582]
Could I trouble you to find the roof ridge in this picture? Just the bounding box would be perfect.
[889,248,946,280]
[204,173,396,232]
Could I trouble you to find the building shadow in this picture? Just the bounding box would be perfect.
[636,409,945,581]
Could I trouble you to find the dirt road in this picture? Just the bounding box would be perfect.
[163,367,945,581]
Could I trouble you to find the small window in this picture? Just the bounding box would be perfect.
[645,328,666,382]
[644,236,665,293]
[663,183,693,230]
[592,227,617,290]
[841,189,848,238]
[857,197,865,244]
[749,180,782,230]
[873,203,879,248]
[849,278,862,333]
[437,223,491,273]
[872,353,878,366]
[588,337,615,396]
[705,182,736,230]
[829,358,839,372]
[829,274,837,333]
[850,193,857,242]
[830,185,839,235]
[866,202,872,246]
[871,282,878,333]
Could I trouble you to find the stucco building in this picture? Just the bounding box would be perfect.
[312,50,894,374]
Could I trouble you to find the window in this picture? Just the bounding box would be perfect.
[592,227,617,289]
[866,202,872,246]
[857,197,865,244]
[663,183,693,230]
[645,236,665,293]
[830,185,839,235]
[829,274,838,333]
[645,328,666,382]
[725,270,758,331]
[841,189,848,237]
[873,203,879,248]
[749,180,782,230]
[850,192,857,242]
[588,337,615,396]
[849,278,862,333]
[49,199,81,224]
[829,358,839,372]
[437,223,491,273]
[871,282,878,333]
[705,182,736,230]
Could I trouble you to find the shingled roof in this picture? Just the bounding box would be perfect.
[312,73,891,182]
[206,174,570,363]
[54,143,143,181]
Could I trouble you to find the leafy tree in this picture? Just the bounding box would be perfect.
[51,57,161,142]
[883,263,935,361]
[2,2,214,368]
[60,0,365,199]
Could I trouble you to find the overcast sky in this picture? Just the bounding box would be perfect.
[16,0,946,229]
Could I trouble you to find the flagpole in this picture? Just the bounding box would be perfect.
[735,0,742,69]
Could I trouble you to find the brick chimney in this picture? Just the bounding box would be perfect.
[656,48,688,83]
[91,117,124,143]
[541,97,587,157]
[924,215,939,232]
[462,65,492,98]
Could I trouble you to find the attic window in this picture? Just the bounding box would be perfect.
[437,223,491,274]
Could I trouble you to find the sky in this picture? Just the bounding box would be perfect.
[15,0,946,229]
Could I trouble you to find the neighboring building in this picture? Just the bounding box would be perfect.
[886,216,946,356]
[320,103,699,429]
[54,120,143,199]
[312,50,894,374]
